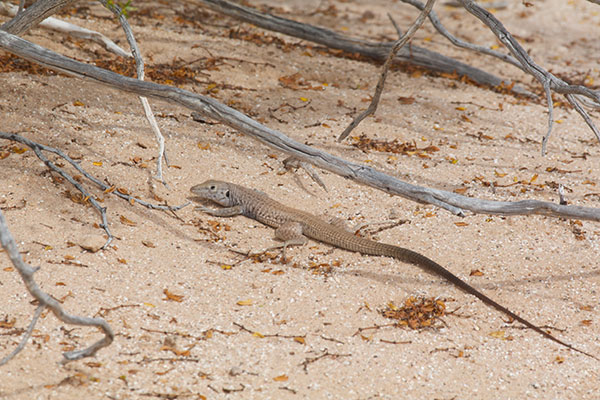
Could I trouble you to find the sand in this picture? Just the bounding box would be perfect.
[1,1,599,398]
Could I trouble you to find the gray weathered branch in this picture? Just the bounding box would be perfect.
[457,0,600,153]
[0,0,76,35]
[399,0,523,70]
[338,0,436,142]
[0,209,114,364]
[193,0,532,97]
[0,1,131,57]
[1,30,598,221]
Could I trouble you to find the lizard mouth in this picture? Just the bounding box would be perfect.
[187,195,212,205]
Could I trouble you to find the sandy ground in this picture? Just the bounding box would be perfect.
[1,0,600,399]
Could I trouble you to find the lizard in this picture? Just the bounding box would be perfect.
[190,179,596,359]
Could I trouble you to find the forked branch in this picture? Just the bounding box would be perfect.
[0,209,114,364]
[457,0,600,154]
[337,0,436,142]
[0,132,189,249]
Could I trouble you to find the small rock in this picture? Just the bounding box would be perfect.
[77,235,105,253]
[68,150,83,160]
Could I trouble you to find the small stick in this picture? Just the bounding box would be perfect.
[0,131,189,248]
[100,0,170,185]
[337,0,436,142]
[0,305,43,366]
[0,210,114,364]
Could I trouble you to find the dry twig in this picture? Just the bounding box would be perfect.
[99,0,169,185]
[0,132,189,249]
[337,0,436,142]
[457,0,600,154]
[0,210,114,364]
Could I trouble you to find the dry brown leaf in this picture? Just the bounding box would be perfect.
[0,318,16,329]
[120,215,137,226]
[397,96,415,104]
[163,289,184,302]
[273,374,288,382]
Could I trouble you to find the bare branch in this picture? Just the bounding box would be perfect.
[99,0,169,184]
[0,0,77,35]
[0,305,44,366]
[0,209,114,364]
[457,0,600,151]
[282,156,328,192]
[16,0,25,15]
[1,31,598,221]
[0,132,189,249]
[337,0,436,142]
[0,1,131,57]
[399,0,523,70]
[194,0,532,97]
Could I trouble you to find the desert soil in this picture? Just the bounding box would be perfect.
[1,0,599,399]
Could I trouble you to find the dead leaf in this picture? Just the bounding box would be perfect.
[163,289,184,302]
[0,318,16,329]
[397,96,415,104]
[120,215,137,226]
[273,374,288,382]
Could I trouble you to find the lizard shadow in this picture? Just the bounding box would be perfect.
[339,267,600,300]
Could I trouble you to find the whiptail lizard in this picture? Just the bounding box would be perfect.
[190,179,595,359]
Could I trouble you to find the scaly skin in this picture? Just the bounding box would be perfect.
[191,179,596,359]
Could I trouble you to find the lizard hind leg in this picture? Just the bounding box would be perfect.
[268,221,308,260]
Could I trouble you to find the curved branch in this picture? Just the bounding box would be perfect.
[0,210,114,363]
[458,0,600,149]
[0,1,131,57]
[0,305,44,366]
[0,0,77,35]
[399,0,523,70]
[1,30,599,221]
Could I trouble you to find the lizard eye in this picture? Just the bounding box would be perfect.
[210,185,216,190]
[225,190,230,198]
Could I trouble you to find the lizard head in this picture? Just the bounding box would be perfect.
[190,179,235,207]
